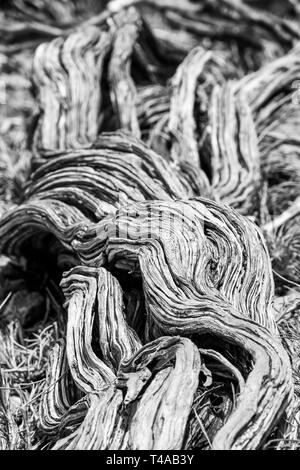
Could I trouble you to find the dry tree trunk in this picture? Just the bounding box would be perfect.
[0,0,299,451]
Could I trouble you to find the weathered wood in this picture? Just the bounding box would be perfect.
[0,0,299,452]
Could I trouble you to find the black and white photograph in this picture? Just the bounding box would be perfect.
[0,0,299,456]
